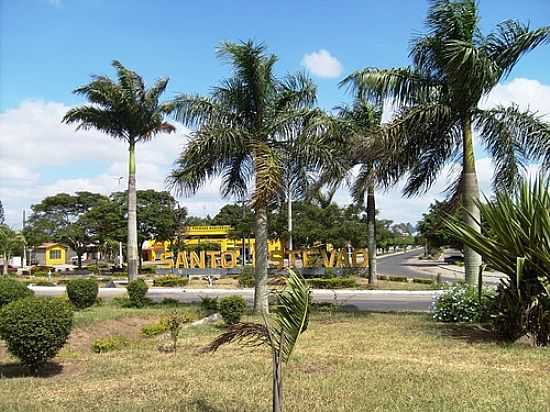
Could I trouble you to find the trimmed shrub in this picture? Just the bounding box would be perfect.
[91,336,128,353]
[200,297,219,313]
[238,268,255,287]
[0,297,73,372]
[219,295,246,325]
[30,266,54,275]
[432,285,494,323]
[307,277,357,289]
[139,266,157,274]
[66,278,98,309]
[388,276,408,283]
[31,279,56,287]
[412,278,434,285]
[0,278,33,306]
[127,279,148,307]
[153,275,188,287]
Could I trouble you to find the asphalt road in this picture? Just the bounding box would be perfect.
[377,249,442,279]
[31,286,440,313]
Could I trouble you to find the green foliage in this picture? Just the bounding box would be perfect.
[238,267,255,287]
[127,279,149,308]
[200,297,219,313]
[0,277,33,306]
[446,177,550,345]
[142,321,168,337]
[307,277,357,289]
[140,266,157,274]
[31,266,54,274]
[0,297,73,372]
[165,309,192,353]
[417,200,462,252]
[91,336,128,353]
[152,275,188,287]
[66,278,98,309]
[219,295,247,325]
[432,285,494,323]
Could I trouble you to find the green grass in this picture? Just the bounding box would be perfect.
[1,304,549,411]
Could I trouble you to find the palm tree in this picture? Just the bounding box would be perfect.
[203,270,310,412]
[332,100,384,284]
[343,0,550,283]
[63,61,175,281]
[0,226,25,275]
[168,41,335,313]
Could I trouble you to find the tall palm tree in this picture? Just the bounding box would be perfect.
[343,0,550,283]
[63,61,175,281]
[332,100,384,284]
[168,41,335,313]
[203,270,310,412]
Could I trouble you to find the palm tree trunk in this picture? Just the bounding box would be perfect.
[127,141,139,282]
[254,204,269,314]
[462,114,482,285]
[272,354,283,412]
[287,184,293,252]
[2,252,8,275]
[366,183,377,284]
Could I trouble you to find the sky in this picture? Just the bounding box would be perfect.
[1,0,549,228]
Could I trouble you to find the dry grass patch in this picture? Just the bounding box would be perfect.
[0,307,549,411]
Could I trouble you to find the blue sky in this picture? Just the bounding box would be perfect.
[1,0,550,227]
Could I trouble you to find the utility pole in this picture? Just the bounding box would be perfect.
[287,183,293,251]
[22,210,26,268]
[241,198,246,268]
[116,177,124,268]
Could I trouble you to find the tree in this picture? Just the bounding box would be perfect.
[168,41,334,313]
[0,201,5,225]
[343,0,550,283]
[204,270,310,412]
[0,226,25,275]
[63,60,175,281]
[25,192,106,268]
[330,100,384,283]
[112,190,179,268]
[211,203,255,239]
[417,200,462,255]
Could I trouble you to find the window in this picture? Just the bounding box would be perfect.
[49,249,61,260]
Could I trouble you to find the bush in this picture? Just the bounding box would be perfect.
[388,276,408,283]
[66,278,98,309]
[238,268,255,287]
[127,279,148,307]
[31,279,56,287]
[219,295,246,325]
[139,266,157,274]
[412,278,434,285]
[30,266,54,275]
[432,285,494,323]
[307,277,357,289]
[153,275,188,287]
[0,297,73,372]
[200,297,219,313]
[91,335,128,353]
[142,321,168,337]
[0,278,33,306]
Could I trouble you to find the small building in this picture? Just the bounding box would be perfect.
[33,243,69,266]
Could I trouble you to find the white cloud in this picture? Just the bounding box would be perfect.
[301,50,343,78]
[0,100,228,227]
[481,78,550,118]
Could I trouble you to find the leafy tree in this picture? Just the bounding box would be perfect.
[63,60,175,281]
[25,192,106,268]
[0,226,25,275]
[204,270,310,412]
[417,200,462,254]
[343,0,550,283]
[211,203,255,239]
[168,41,334,313]
[112,190,179,268]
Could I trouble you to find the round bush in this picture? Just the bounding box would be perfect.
[66,278,98,309]
[127,279,148,307]
[0,278,33,307]
[219,295,246,325]
[0,297,73,372]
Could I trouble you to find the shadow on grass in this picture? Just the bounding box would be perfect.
[191,399,252,412]
[0,362,63,379]
[428,322,496,344]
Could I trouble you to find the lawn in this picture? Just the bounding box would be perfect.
[0,304,549,411]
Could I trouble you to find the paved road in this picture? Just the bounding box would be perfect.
[377,249,444,279]
[31,286,440,313]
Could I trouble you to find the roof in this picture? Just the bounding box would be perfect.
[36,242,67,249]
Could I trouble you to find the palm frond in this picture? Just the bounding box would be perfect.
[201,322,270,353]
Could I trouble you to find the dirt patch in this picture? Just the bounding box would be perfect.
[68,316,158,351]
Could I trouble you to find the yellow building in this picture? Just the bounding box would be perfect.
[142,225,282,263]
[34,243,68,266]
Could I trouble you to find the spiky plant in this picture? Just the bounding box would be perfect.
[446,176,550,345]
[343,0,550,283]
[168,41,336,313]
[203,270,310,412]
[63,61,175,281]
